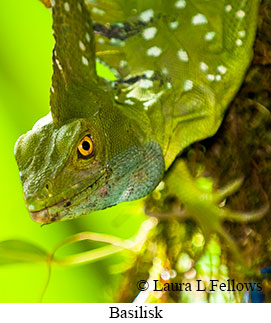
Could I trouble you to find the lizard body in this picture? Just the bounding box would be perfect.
[15,0,260,224]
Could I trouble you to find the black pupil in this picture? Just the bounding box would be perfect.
[82,141,90,151]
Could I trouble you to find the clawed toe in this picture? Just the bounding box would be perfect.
[213,177,244,204]
[221,203,269,223]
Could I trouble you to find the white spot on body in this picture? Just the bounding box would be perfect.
[236,39,243,46]
[50,86,55,93]
[175,0,186,9]
[169,21,179,30]
[110,38,125,46]
[92,7,105,15]
[98,38,105,44]
[207,74,215,81]
[162,67,168,75]
[183,80,193,91]
[82,56,89,66]
[85,33,91,42]
[205,31,215,41]
[147,46,162,57]
[238,30,246,38]
[51,0,55,6]
[192,13,208,26]
[145,70,154,78]
[64,2,70,12]
[79,41,86,51]
[119,60,127,68]
[225,5,232,12]
[125,99,135,105]
[217,65,227,74]
[177,49,189,62]
[166,82,172,89]
[215,75,222,81]
[139,9,154,23]
[139,79,153,89]
[142,27,157,40]
[77,3,82,12]
[200,62,209,72]
[236,10,245,19]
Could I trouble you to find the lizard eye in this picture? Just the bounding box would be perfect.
[77,135,94,158]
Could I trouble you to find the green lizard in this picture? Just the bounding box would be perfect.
[14,0,264,243]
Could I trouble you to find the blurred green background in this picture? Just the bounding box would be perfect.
[0,0,146,302]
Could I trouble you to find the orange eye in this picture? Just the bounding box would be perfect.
[77,135,94,157]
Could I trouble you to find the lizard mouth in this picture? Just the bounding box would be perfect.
[30,199,72,224]
[29,172,107,224]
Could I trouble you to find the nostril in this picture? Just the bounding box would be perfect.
[43,182,53,198]
[44,182,52,193]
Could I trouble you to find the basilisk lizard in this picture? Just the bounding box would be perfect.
[14,0,265,247]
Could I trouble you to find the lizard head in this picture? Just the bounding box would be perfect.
[14,112,164,224]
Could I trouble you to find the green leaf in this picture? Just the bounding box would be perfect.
[0,240,48,265]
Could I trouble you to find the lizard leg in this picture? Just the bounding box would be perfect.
[165,159,269,262]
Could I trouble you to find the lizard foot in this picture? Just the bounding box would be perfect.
[164,160,269,263]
